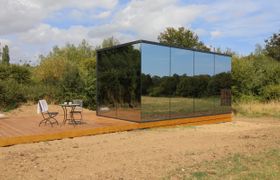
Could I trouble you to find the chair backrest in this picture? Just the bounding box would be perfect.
[38,99,49,113]
[73,99,83,111]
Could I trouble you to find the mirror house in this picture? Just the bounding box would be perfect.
[96,40,231,122]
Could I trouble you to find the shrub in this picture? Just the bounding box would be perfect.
[22,83,61,103]
[0,64,31,83]
[262,84,280,101]
[232,55,280,101]
[0,79,26,111]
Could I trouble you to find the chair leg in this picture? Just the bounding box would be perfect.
[39,119,45,126]
[39,116,58,127]
[51,117,59,125]
[49,119,53,127]
[74,112,82,124]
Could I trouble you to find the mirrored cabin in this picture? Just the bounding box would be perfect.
[96,40,231,122]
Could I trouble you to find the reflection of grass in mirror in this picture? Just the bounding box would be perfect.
[213,97,232,113]
[142,96,170,114]
[141,96,231,118]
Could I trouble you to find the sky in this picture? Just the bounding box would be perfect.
[0,0,279,65]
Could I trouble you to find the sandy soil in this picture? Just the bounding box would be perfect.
[0,116,280,180]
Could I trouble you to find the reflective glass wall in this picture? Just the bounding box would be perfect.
[97,44,141,121]
[141,43,170,121]
[97,41,231,122]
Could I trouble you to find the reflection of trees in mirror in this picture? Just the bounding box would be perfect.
[141,72,231,98]
[97,45,141,112]
[141,72,231,120]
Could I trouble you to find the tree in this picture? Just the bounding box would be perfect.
[264,31,280,62]
[158,27,210,51]
[101,36,119,48]
[2,45,10,64]
[254,43,263,56]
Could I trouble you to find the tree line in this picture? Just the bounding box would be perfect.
[0,28,279,111]
[142,72,231,98]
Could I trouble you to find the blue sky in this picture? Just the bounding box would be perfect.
[0,0,279,64]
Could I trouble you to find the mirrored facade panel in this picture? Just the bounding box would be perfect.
[97,49,117,118]
[141,43,170,121]
[213,55,232,113]
[115,44,141,121]
[170,48,194,118]
[97,44,141,121]
[194,52,215,116]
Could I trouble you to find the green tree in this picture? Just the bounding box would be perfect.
[61,65,84,100]
[232,55,280,101]
[2,45,10,64]
[158,27,210,51]
[101,36,119,48]
[34,40,97,108]
[265,31,280,61]
[0,64,31,84]
[141,74,153,95]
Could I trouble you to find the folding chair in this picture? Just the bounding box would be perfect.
[70,99,83,123]
[38,100,59,127]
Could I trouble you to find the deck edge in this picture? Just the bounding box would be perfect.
[0,113,232,147]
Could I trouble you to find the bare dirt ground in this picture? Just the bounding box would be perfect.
[0,116,280,180]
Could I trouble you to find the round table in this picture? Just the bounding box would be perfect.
[59,104,80,125]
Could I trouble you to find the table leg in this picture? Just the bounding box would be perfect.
[62,106,67,124]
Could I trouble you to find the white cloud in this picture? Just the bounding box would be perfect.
[93,11,112,19]
[1,0,280,64]
[31,0,118,11]
[0,38,11,46]
[88,0,206,40]
[202,0,280,39]
[210,30,222,38]
[0,0,118,35]
[19,24,90,45]
[193,28,208,37]
[0,0,44,35]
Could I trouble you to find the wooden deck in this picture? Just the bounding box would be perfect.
[0,112,231,147]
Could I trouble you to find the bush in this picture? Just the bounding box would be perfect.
[0,79,26,111]
[232,54,280,101]
[22,83,61,103]
[0,64,31,84]
[262,84,280,101]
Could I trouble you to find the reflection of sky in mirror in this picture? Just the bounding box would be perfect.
[133,43,141,51]
[141,43,231,77]
[141,43,170,77]
[171,48,193,76]
[194,52,214,76]
[215,55,231,74]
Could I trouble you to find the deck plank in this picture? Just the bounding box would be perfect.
[0,112,231,147]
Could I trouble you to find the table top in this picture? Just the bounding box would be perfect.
[59,104,80,107]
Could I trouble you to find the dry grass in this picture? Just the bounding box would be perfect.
[233,100,280,118]
[165,149,280,180]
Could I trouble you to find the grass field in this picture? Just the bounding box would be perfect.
[141,96,231,120]
[233,100,280,119]
[165,149,280,180]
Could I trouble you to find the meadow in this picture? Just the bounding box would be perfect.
[233,100,280,119]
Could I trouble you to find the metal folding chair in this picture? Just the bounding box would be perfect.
[70,99,83,123]
[38,100,59,127]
